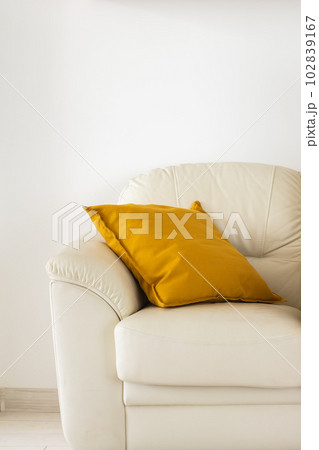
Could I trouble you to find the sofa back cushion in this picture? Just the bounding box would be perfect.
[119,162,300,309]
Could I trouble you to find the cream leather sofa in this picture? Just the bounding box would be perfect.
[47,162,301,450]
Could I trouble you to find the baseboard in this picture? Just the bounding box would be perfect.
[0,388,59,413]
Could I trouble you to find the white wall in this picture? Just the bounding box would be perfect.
[0,0,300,388]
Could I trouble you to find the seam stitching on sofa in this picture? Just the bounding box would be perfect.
[172,166,180,207]
[247,256,300,263]
[50,279,123,320]
[116,326,300,346]
[260,166,276,257]
[124,402,301,407]
[124,403,301,408]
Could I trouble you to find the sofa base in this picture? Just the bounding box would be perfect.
[126,404,300,450]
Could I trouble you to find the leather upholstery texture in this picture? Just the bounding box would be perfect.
[47,163,301,450]
[115,303,300,387]
[119,162,301,309]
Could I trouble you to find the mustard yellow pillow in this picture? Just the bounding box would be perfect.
[84,201,284,307]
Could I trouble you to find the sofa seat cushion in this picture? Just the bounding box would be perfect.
[114,303,300,388]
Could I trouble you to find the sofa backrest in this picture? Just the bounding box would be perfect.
[119,162,301,309]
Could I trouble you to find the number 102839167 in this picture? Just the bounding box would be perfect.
[306,16,316,86]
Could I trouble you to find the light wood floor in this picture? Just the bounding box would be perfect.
[0,412,71,449]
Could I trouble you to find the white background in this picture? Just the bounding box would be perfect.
[0,0,300,388]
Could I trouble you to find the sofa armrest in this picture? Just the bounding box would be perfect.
[46,238,146,449]
[46,237,146,320]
